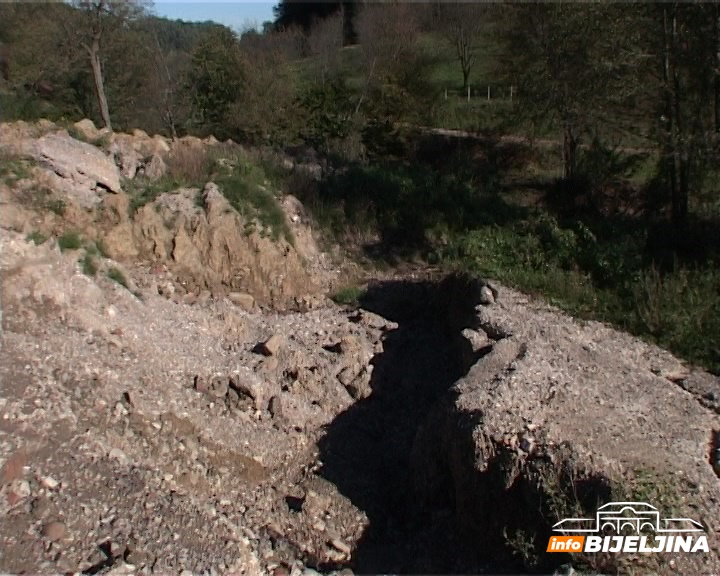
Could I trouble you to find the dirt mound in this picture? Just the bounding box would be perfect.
[0,228,390,574]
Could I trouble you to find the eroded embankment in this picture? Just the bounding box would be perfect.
[315,273,571,573]
[320,272,720,575]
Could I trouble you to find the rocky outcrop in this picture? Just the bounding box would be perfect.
[0,120,333,311]
[32,132,123,199]
[101,183,323,310]
[412,286,720,573]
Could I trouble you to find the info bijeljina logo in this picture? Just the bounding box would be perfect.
[547,501,709,554]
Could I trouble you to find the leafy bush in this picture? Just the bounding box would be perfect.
[438,212,720,373]
[58,231,82,251]
[314,162,506,250]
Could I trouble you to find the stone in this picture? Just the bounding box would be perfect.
[228,292,255,311]
[208,375,229,398]
[344,367,372,400]
[31,133,122,204]
[328,537,351,556]
[478,285,495,305]
[41,521,66,541]
[145,153,167,181]
[257,334,284,357]
[109,448,129,465]
[40,476,59,489]
[73,118,106,142]
[229,369,271,411]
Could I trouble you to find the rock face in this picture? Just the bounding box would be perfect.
[412,286,720,574]
[108,183,320,309]
[32,133,122,196]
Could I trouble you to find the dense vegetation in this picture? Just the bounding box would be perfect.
[1,1,718,372]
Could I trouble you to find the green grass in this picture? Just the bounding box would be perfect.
[26,231,47,245]
[215,162,293,244]
[125,177,184,215]
[107,267,128,289]
[57,231,82,252]
[85,239,109,259]
[331,285,367,307]
[436,214,720,374]
[0,154,32,186]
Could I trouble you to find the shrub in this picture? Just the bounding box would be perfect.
[26,231,47,245]
[58,231,82,251]
[80,252,98,276]
[166,145,213,185]
[45,198,66,216]
[126,177,182,215]
[630,265,720,371]
[331,285,367,307]
[0,154,31,185]
[107,267,128,289]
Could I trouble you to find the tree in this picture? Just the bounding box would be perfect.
[274,0,355,45]
[647,2,718,226]
[187,27,244,130]
[497,3,642,179]
[439,3,485,90]
[70,1,147,131]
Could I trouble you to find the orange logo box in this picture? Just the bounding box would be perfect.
[547,535,585,553]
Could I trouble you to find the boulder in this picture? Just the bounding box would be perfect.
[31,133,122,197]
[73,119,108,142]
[144,153,167,181]
[256,334,284,357]
[108,137,142,180]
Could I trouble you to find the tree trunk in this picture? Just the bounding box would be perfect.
[562,123,577,179]
[715,4,720,132]
[88,36,112,131]
[462,67,470,91]
[660,5,688,228]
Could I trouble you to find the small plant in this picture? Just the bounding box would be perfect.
[95,239,110,258]
[126,177,181,215]
[194,189,206,209]
[26,231,47,245]
[58,231,82,251]
[0,154,31,185]
[80,252,98,276]
[66,125,90,143]
[45,198,66,216]
[503,528,538,570]
[331,285,367,307]
[107,267,128,289]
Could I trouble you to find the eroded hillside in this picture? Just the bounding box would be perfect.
[1,121,719,576]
